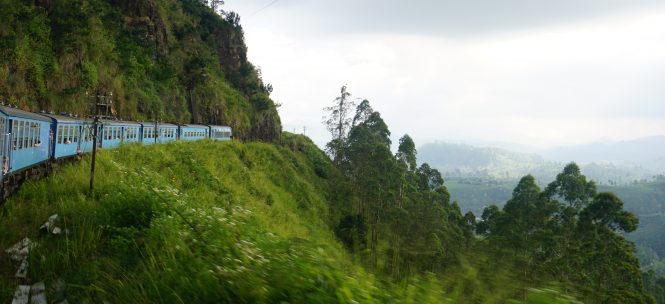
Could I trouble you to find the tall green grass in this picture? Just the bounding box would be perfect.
[0,140,576,303]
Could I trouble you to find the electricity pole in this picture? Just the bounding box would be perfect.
[87,91,112,198]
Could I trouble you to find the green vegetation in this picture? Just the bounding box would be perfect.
[0,139,579,303]
[476,163,655,303]
[321,86,657,303]
[0,0,280,140]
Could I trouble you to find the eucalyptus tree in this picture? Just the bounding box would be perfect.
[323,85,355,166]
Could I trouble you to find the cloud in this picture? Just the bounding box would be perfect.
[226,1,665,148]
[231,0,665,36]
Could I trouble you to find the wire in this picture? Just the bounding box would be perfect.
[248,0,281,18]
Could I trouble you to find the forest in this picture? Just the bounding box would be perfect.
[0,0,663,302]
[321,85,665,303]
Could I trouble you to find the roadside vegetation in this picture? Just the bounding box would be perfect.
[0,139,580,303]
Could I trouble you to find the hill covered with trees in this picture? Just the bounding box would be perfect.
[0,0,280,140]
[0,1,663,302]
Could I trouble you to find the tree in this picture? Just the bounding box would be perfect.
[416,163,443,191]
[579,192,638,233]
[397,134,417,172]
[544,162,597,210]
[323,85,355,166]
[352,99,373,127]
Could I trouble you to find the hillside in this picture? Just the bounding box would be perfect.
[419,141,663,185]
[0,0,280,141]
[0,138,584,303]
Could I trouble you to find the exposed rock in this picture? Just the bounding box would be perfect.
[11,285,30,304]
[5,238,36,261]
[39,214,59,234]
[15,259,28,279]
[30,282,47,304]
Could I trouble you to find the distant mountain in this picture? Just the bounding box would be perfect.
[541,135,665,166]
[419,136,665,185]
[418,142,560,182]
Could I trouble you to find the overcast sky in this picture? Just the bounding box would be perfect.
[225,0,665,149]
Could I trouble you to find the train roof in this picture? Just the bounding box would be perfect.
[100,119,141,126]
[181,124,209,129]
[137,122,178,127]
[0,105,52,122]
[41,113,90,123]
[209,125,232,130]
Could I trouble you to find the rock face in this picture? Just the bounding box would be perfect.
[0,0,282,142]
[114,0,169,57]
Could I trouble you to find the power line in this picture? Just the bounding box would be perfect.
[248,0,281,18]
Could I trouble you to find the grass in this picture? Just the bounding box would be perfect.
[0,140,577,303]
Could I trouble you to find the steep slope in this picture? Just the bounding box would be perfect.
[0,138,578,303]
[0,0,280,140]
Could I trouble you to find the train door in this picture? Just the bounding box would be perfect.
[0,117,7,176]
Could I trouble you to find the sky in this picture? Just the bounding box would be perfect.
[224,0,665,149]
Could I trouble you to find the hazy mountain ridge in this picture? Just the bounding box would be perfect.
[419,136,665,185]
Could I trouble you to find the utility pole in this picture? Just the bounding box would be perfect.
[87,91,112,198]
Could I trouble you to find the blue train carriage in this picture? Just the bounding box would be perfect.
[157,123,178,144]
[41,113,90,159]
[0,105,51,177]
[139,122,157,145]
[208,125,232,141]
[179,124,209,142]
[99,120,141,149]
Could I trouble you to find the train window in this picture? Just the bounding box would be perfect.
[26,123,31,148]
[28,123,33,148]
[0,117,4,150]
[32,123,39,147]
[19,121,25,149]
[73,125,78,143]
[16,121,20,149]
[12,120,17,150]
[23,121,29,148]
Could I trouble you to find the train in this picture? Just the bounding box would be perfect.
[0,104,232,198]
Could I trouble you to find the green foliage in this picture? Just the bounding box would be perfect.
[478,163,654,303]
[0,0,280,141]
[0,140,582,303]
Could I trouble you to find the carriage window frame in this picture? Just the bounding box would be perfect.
[19,121,25,149]
[12,120,18,150]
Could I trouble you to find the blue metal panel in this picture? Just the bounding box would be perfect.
[41,113,89,159]
[209,125,233,141]
[100,121,141,149]
[52,123,83,159]
[7,118,50,173]
[0,115,8,181]
[139,123,157,145]
[79,124,100,154]
[157,123,178,144]
[179,125,209,142]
